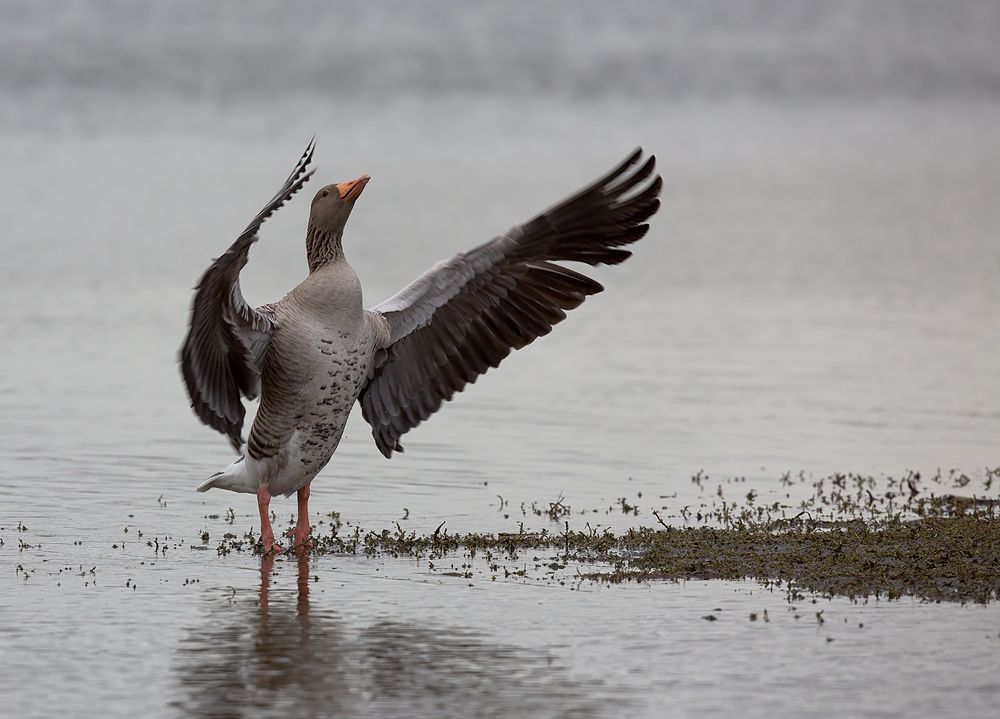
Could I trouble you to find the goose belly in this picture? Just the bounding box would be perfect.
[266,340,374,496]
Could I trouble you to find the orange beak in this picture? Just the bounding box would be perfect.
[336,174,371,201]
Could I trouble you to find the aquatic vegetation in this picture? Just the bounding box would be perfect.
[205,468,1000,604]
[598,515,1000,604]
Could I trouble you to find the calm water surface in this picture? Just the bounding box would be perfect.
[2,3,1000,717]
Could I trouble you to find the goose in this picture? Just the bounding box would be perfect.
[180,140,661,553]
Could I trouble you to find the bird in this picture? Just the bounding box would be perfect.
[180,140,661,554]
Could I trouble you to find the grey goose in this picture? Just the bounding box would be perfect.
[180,140,662,553]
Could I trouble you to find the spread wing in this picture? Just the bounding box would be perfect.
[360,148,662,457]
[179,139,316,450]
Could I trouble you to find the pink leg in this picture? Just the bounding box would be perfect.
[293,483,313,551]
[257,485,282,554]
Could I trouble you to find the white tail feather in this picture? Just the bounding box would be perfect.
[196,456,258,494]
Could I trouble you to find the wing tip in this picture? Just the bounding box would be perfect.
[375,436,405,459]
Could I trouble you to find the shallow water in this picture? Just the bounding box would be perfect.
[3,3,1000,717]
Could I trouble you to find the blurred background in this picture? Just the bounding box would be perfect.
[2,0,998,489]
[2,3,1000,717]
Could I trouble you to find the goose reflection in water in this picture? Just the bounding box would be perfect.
[172,555,622,718]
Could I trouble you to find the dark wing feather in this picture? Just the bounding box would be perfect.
[179,140,316,449]
[360,149,661,457]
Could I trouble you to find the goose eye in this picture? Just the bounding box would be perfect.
[322,190,329,197]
